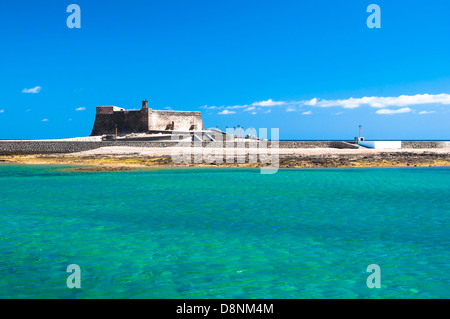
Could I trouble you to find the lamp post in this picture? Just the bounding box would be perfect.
[359,125,362,139]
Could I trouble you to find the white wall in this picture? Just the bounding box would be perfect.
[358,141,402,149]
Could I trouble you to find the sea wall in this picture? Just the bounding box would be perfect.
[0,140,358,155]
[401,141,450,149]
[277,141,359,149]
[0,140,447,155]
[0,141,178,155]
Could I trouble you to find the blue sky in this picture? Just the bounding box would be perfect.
[0,0,449,140]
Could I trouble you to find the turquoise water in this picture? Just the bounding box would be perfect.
[0,165,449,299]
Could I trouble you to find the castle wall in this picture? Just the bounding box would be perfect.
[91,105,204,136]
[95,106,125,114]
[91,108,148,136]
[149,110,204,131]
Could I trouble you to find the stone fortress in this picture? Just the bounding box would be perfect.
[91,100,205,137]
[0,99,448,156]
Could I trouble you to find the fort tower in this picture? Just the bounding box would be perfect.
[90,100,204,136]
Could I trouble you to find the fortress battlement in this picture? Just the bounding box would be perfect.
[91,100,204,136]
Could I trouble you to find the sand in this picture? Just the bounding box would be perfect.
[66,146,450,157]
[1,146,449,171]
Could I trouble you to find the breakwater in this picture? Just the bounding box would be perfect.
[401,141,450,149]
[0,140,447,155]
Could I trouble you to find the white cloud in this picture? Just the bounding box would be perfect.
[22,86,41,94]
[302,111,312,115]
[418,110,436,115]
[335,112,343,115]
[304,98,318,106]
[201,105,224,110]
[375,107,412,115]
[264,109,272,113]
[0,109,4,113]
[41,118,49,122]
[218,110,236,115]
[311,94,450,109]
[75,107,86,111]
[205,99,285,112]
[252,99,285,107]
[202,93,450,115]
[251,112,257,115]
[286,107,297,112]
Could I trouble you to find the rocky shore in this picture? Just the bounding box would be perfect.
[277,151,450,168]
[1,147,449,171]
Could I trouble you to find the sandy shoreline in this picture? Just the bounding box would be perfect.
[65,146,450,157]
[1,146,449,171]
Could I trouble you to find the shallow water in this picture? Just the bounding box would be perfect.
[0,165,449,298]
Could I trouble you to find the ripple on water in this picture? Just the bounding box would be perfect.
[0,166,449,298]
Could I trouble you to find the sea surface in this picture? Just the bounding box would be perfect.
[0,165,449,298]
